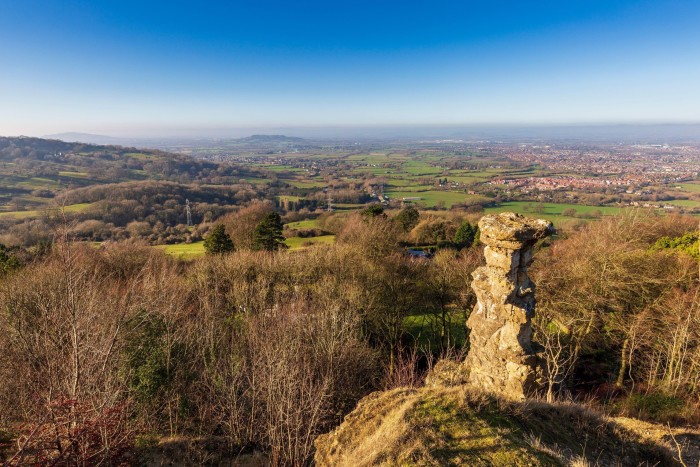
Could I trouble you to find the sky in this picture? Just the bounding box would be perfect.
[1,0,699,137]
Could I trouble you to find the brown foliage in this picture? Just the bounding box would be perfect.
[532,210,700,406]
[219,199,275,250]
[6,397,132,466]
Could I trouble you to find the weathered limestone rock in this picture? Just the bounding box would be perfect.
[466,212,553,399]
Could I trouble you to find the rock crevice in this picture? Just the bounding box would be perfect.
[465,212,553,399]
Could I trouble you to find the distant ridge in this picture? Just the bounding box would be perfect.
[237,134,305,143]
[41,133,308,148]
[43,132,122,145]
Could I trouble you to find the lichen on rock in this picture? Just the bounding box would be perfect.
[465,212,554,399]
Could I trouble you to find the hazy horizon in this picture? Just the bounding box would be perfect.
[2,0,700,136]
[12,122,696,147]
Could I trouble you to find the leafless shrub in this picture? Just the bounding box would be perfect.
[6,396,133,466]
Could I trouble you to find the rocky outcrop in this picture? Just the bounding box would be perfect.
[465,212,553,399]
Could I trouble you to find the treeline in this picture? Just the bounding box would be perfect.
[63,180,260,227]
[0,214,481,465]
[306,189,372,205]
[533,212,700,419]
[333,204,480,250]
[0,181,265,245]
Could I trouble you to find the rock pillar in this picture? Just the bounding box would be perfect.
[466,212,553,399]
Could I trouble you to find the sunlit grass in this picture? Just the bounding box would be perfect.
[386,190,487,208]
[157,241,205,258]
[0,202,93,219]
[483,201,624,222]
[285,218,318,229]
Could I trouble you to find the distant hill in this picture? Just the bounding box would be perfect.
[0,136,266,243]
[40,133,309,150]
[237,134,306,143]
[0,135,263,202]
[43,132,124,145]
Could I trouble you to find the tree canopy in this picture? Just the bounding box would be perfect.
[394,206,420,231]
[203,224,234,254]
[454,221,478,248]
[252,211,286,251]
[361,203,385,218]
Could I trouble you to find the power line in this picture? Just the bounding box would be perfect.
[185,199,192,226]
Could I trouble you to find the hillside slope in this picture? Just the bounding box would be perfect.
[314,386,678,466]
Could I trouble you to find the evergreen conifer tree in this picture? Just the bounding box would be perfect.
[454,221,477,248]
[252,212,286,251]
[203,224,234,254]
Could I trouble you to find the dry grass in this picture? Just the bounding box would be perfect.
[314,388,422,467]
[315,386,679,466]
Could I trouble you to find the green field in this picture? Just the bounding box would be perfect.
[387,184,434,193]
[484,202,624,222]
[285,235,335,250]
[157,241,206,258]
[58,171,89,178]
[386,190,487,208]
[16,177,61,188]
[346,153,395,163]
[446,175,490,184]
[385,178,420,187]
[677,183,700,193]
[0,210,45,219]
[665,199,700,207]
[277,195,303,202]
[286,180,328,189]
[402,161,444,176]
[0,202,93,219]
[260,165,304,173]
[241,177,271,184]
[286,218,318,229]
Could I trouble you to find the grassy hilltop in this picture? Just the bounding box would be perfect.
[315,386,678,466]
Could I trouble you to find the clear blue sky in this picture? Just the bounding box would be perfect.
[1,0,699,137]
